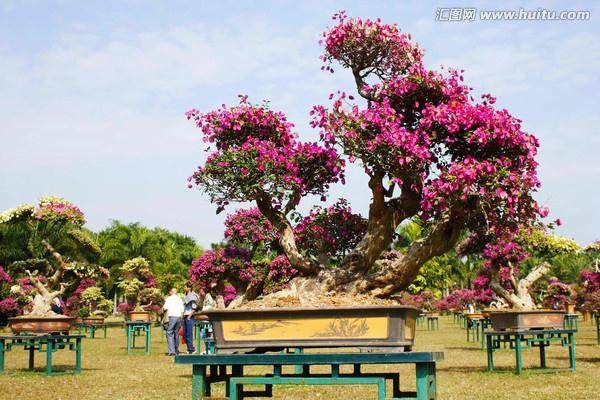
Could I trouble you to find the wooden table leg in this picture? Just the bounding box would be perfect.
[192,364,206,400]
[568,332,576,371]
[45,339,53,376]
[416,361,436,400]
[28,345,35,370]
[0,338,6,373]
[486,334,494,371]
[75,337,82,374]
[514,335,523,374]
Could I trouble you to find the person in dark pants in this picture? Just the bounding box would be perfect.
[162,287,184,356]
[182,283,200,354]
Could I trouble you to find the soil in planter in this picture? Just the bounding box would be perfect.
[240,292,398,309]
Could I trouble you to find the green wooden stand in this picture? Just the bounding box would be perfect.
[125,321,151,355]
[485,329,575,374]
[77,323,107,339]
[0,334,83,375]
[175,351,443,400]
[427,316,439,331]
[563,314,579,331]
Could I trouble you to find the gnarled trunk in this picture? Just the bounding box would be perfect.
[490,262,550,310]
[353,212,463,297]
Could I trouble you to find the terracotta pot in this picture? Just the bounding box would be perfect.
[581,310,592,322]
[127,311,151,322]
[488,310,565,331]
[566,304,576,314]
[8,315,74,334]
[426,312,440,317]
[82,317,105,325]
[203,306,419,353]
[464,312,485,320]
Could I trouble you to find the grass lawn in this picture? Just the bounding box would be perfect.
[0,317,598,399]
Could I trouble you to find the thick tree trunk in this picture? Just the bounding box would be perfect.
[353,212,463,297]
[490,262,550,310]
[333,175,419,287]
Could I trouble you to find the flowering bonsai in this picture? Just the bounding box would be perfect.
[578,269,600,313]
[116,257,162,315]
[187,13,548,307]
[541,277,575,311]
[0,197,107,321]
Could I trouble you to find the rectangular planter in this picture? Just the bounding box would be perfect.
[488,310,565,331]
[202,306,419,353]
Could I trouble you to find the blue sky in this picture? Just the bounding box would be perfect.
[0,0,598,247]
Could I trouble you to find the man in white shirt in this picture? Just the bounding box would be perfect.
[163,287,184,356]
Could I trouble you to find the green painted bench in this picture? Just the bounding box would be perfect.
[485,329,575,374]
[175,351,443,400]
[0,334,84,375]
[124,321,152,354]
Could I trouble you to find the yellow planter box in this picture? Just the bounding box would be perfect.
[203,306,419,353]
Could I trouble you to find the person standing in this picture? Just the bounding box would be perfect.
[162,287,184,356]
[182,283,200,354]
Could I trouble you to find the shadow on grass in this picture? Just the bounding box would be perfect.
[437,366,487,373]
[443,346,483,352]
[552,356,600,363]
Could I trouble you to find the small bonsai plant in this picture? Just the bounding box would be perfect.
[541,277,575,311]
[79,286,113,318]
[117,257,162,315]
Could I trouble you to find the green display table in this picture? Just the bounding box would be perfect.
[427,316,439,331]
[563,314,579,331]
[125,321,151,355]
[485,329,575,374]
[0,334,84,375]
[175,351,443,400]
[77,322,107,339]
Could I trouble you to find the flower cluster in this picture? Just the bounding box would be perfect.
[0,204,34,224]
[34,196,86,225]
[224,208,278,248]
[295,199,367,257]
[320,11,423,77]
[189,246,253,293]
[188,98,345,212]
[579,270,600,311]
[65,278,97,314]
[542,277,574,310]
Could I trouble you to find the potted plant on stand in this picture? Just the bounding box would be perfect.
[117,257,162,322]
[78,286,113,324]
[542,277,575,314]
[0,197,107,333]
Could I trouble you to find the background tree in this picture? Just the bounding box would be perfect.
[0,197,106,316]
[188,13,545,305]
[98,221,202,296]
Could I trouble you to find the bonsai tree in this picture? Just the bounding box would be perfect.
[116,257,162,314]
[187,13,547,306]
[541,277,575,310]
[474,228,579,309]
[0,197,107,317]
[78,286,113,318]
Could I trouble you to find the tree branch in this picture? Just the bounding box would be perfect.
[255,193,318,275]
[41,239,69,286]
